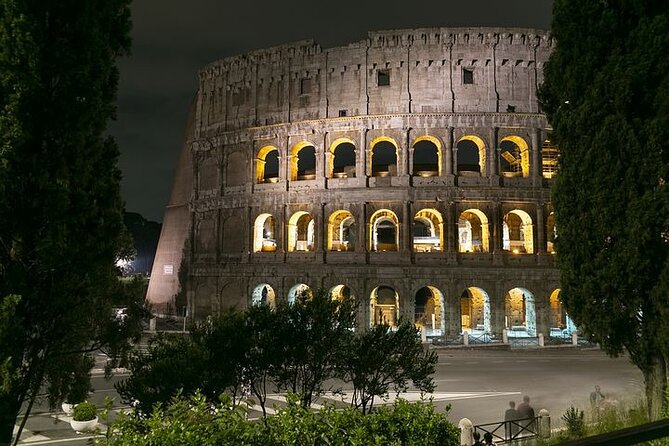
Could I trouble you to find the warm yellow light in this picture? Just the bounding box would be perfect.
[512,249,520,254]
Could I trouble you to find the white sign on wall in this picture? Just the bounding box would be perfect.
[163,264,174,275]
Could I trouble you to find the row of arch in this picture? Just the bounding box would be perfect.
[256,134,553,183]
[254,208,556,254]
[251,284,575,336]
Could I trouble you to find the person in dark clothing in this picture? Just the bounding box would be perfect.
[483,432,496,445]
[472,431,484,446]
[517,395,536,432]
[504,400,521,438]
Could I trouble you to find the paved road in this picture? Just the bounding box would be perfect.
[14,346,642,445]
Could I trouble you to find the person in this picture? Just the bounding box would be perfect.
[517,395,536,432]
[590,385,605,407]
[472,431,484,446]
[504,400,520,439]
[483,432,496,445]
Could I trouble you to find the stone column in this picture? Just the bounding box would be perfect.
[408,147,415,177]
[447,201,457,253]
[452,146,459,177]
[531,128,541,187]
[490,127,499,177]
[402,201,412,254]
[355,203,365,253]
[491,287,506,337]
[444,127,454,176]
[359,129,368,180]
[536,203,545,254]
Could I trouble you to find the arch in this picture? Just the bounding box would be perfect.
[458,209,490,253]
[369,209,399,252]
[329,138,356,178]
[456,135,486,176]
[287,211,315,252]
[251,283,276,308]
[549,289,565,329]
[503,210,534,254]
[499,135,530,178]
[504,287,536,336]
[414,286,445,336]
[288,283,313,304]
[327,210,355,251]
[226,151,247,186]
[542,137,559,179]
[413,208,443,252]
[221,215,244,254]
[255,145,280,183]
[459,287,491,333]
[369,136,398,177]
[253,213,277,253]
[330,284,352,301]
[547,212,556,254]
[370,285,399,327]
[195,216,215,253]
[290,141,317,181]
[412,136,441,177]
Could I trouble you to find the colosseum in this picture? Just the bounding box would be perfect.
[147,27,573,341]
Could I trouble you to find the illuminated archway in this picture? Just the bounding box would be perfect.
[549,289,565,329]
[370,285,399,327]
[253,213,276,252]
[369,209,399,251]
[547,212,556,254]
[413,208,443,252]
[504,287,536,336]
[327,210,355,251]
[369,137,398,177]
[414,286,445,336]
[290,141,316,181]
[458,209,490,253]
[288,283,313,304]
[499,136,530,178]
[412,136,441,177]
[459,287,491,333]
[287,211,315,252]
[330,284,352,301]
[503,210,534,254]
[251,283,276,308]
[255,146,280,184]
[542,138,559,179]
[330,138,356,178]
[456,135,486,176]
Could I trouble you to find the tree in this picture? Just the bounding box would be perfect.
[0,1,136,444]
[340,321,437,414]
[539,0,669,419]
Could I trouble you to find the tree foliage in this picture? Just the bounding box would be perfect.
[539,0,669,419]
[0,1,141,444]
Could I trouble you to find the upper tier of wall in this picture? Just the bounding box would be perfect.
[195,27,553,135]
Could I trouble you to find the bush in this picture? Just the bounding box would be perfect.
[72,402,97,421]
[561,406,585,438]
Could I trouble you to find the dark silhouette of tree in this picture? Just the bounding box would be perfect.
[540,0,669,420]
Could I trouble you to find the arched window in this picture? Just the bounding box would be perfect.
[504,287,536,336]
[414,286,445,336]
[456,136,486,176]
[369,210,399,252]
[287,211,315,252]
[542,138,559,179]
[412,136,441,177]
[256,146,280,184]
[370,137,398,177]
[503,210,534,254]
[290,142,316,181]
[253,213,276,252]
[499,136,530,178]
[288,283,313,304]
[549,289,565,329]
[330,139,356,178]
[458,209,490,253]
[251,284,276,308]
[330,284,352,301]
[547,212,556,254]
[459,287,491,333]
[328,210,355,251]
[413,209,442,252]
[370,285,399,327]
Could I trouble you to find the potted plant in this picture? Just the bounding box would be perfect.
[61,373,91,415]
[70,402,98,432]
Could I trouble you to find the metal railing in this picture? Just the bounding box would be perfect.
[509,337,540,348]
[475,417,541,444]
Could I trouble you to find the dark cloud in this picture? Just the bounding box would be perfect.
[114,0,554,222]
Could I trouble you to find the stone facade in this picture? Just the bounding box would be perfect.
[148,27,564,338]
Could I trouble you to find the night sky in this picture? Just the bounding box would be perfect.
[112,0,554,222]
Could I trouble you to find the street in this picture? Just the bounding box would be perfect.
[15,346,643,445]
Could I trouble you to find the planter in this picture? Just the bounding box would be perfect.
[61,402,74,416]
[70,416,98,433]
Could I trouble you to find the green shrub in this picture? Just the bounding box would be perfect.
[72,402,97,421]
[561,406,585,438]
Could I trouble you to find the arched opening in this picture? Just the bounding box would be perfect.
[549,289,565,330]
[504,287,536,336]
[253,213,276,252]
[255,146,280,184]
[458,209,490,253]
[251,284,276,308]
[330,139,356,178]
[288,283,313,304]
[370,137,398,177]
[370,286,399,327]
[413,208,443,252]
[369,209,399,252]
[456,135,486,176]
[414,286,445,336]
[328,210,355,251]
[503,210,534,254]
[547,212,556,254]
[459,287,491,333]
[542,137,559,179]
[287,211,315,252]
[290,142,316,181]
[412,136,441,177]
[330,284,352,301]
[499,136,530,178]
